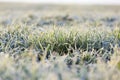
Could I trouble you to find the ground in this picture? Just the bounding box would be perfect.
[0,3,120,80]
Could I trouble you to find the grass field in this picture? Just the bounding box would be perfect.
[0,3,120,80]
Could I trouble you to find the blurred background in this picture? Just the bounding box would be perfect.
[0,0,120,5]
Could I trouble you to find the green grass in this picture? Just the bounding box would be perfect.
[0,25,120,80]
[0,4,120,80]
[0,26,117,54]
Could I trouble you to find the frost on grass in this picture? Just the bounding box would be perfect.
[0,4,120,80]
[0,25,119,80]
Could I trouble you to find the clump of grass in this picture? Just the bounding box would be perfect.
[0,25,118,58]
[30,27,115,55]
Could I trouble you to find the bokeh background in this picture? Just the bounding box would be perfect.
[0,0,120,5]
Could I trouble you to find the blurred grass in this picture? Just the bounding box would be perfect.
[0,4,120,80]
[0,24,120,80]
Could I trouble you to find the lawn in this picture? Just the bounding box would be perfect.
[0,3,120,80]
